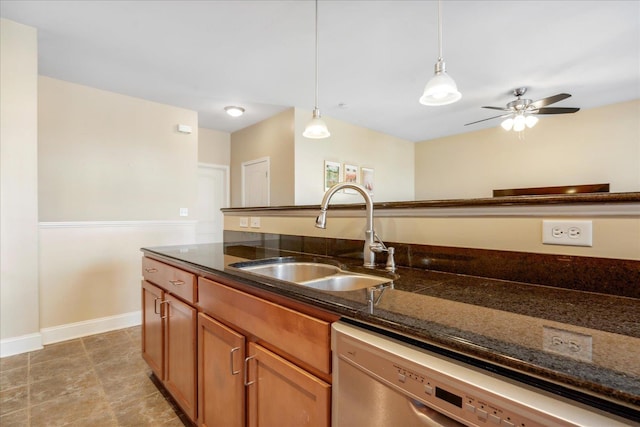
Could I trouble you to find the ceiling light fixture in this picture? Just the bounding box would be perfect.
[500,112,538,132]
[224,106,245,117]
[303,0,330,139]
[419,0,461,106]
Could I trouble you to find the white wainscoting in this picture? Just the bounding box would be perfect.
[4,220,197,354]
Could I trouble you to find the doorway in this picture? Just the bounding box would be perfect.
[196,163,229,243]
[242,157,270,207]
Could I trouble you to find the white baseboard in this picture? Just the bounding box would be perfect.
[0,333,43,358]
[40,310,141,346]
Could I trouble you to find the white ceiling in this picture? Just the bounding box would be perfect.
[2,0,639,142]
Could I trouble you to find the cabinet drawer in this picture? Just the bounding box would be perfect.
[143,257,196,304]
[199,277,332,375]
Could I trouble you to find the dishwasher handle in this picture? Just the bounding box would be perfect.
[408,399,465,427]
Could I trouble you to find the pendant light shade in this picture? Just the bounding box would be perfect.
[303,108,331,139]
[419,0,461,106]
[419,59,461,106]
[304,0,330,139]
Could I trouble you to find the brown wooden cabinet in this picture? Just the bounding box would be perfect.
[198,312,246,427]
[197,277,336,427]
[141,258,197,422]
[246,342,330,427]
[142,254,338,427]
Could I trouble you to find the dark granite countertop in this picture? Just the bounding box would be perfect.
[141,242,640,421]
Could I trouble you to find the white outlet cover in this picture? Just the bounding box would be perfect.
[239,217,249,228]
[250,217,261,228]
[542,220,593,247]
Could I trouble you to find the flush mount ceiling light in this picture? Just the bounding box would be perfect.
[303,0,330,139]
[419,0,461,106]
[224,106,245,117]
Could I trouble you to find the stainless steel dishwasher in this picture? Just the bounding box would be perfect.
[332,321,631,427]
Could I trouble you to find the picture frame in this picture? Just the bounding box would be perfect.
[343,164,359,194]
[324,160,341,191]
[361,167,374,196]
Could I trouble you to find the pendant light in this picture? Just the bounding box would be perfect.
[303,0,330,139]
[419,0,461,106]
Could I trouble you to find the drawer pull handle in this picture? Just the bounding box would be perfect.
[230,347,241,375]
[169,280,185,286]
[244,355,255,386]
[144,268,158,273]
[160,300,170,319]
[153,297,162,315]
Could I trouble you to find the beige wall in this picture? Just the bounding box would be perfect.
[0,19,40,346]
[225,212,640,261]
[293,108,415,205]
[415,100,640,200]
[199,127,230,165]
[39,76,199,221]
[230,108,295,207]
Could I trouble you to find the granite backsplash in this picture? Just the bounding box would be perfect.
[224,230,640,299]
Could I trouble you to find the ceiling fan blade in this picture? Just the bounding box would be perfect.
[464,114,510,126]
[482,106,511,111]
[531,93,571,108]
[534,107,580,115]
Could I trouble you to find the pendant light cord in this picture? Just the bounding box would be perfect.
[314,0,319,110]
[437,0,443,61]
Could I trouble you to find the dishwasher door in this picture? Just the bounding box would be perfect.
[335,353,464,426]
[331,321,633,427]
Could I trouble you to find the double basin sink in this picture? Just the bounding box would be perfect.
[232,259,393,292]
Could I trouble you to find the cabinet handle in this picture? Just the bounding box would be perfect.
[144,267,158,273]
[160,300,170,319]
[230,347,241,375]
[168,279,185,286]
[243,355,255,386]
[153,297,162,314]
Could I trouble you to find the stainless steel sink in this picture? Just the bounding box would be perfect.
[234,261,393,292]
[300,274,390,292]
[239,262,340,282]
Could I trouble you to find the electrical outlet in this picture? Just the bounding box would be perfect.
[542,326,592,362]
[250,217,261,228]
[179,208,188,217]
[542,220,592,247]
[239,217,249,228]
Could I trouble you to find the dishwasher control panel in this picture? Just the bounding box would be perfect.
[332,322,631,427]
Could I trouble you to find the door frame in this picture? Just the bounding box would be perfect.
[241,157,270,207]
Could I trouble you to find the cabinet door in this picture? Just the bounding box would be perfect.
[165,294,197,422]
[247,343,330,427]
[141,281,164,379]
[198,313,245,427]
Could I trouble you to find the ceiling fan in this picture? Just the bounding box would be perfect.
[465,87,580,131]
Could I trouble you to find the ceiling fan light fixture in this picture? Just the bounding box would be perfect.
[525,115,539,128]
[420,59,461,106]
[224,106,245,117]
[513,114,526,132]
[303,108,331,139]
[501,117,514,131]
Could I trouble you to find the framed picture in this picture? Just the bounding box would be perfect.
[343,164,359,194]
[361,167,374,195]
[324,160,341,191]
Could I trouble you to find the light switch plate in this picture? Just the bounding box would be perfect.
[239,217,249,228]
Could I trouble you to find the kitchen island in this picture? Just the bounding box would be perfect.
[141,241,640,424]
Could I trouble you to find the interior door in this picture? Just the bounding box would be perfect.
[196,164,228,243]
[242,157,270,207]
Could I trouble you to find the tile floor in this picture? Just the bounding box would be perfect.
[0,326,191,426]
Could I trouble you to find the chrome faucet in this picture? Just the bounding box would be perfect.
[315,182,395,271]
